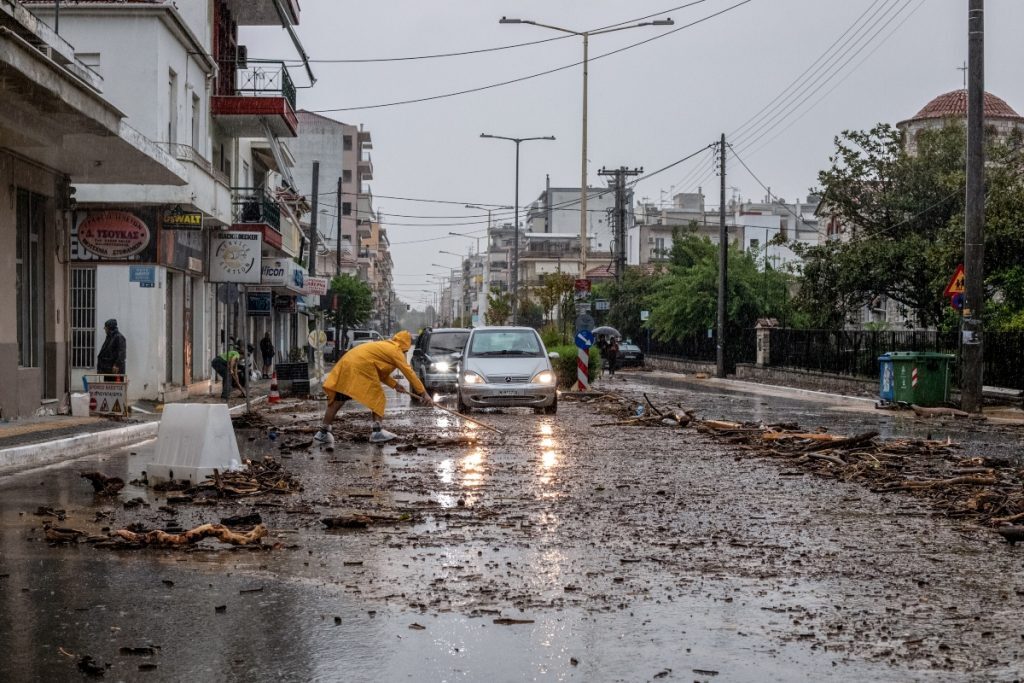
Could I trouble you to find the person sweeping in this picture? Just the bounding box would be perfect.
[314,330,433,445]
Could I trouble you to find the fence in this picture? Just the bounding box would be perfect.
[768,328,1024,391]
[648,330,756,372]
[648,327,1024,390]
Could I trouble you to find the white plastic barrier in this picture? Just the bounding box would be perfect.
[147,404,242,485]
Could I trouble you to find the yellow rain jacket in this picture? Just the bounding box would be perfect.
[322,331,426,416]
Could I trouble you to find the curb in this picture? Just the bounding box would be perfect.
[638,371,877,406]
[0,395,266,476]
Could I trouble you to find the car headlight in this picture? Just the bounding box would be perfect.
[462,372,483,384]
[532,371,555,385]
[430,361,451,372]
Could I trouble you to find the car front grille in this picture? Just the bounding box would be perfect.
[484,374,531,384]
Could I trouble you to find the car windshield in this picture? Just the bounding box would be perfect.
[428,331,469,355]
[468,330,543,357]
[621,344,640,352]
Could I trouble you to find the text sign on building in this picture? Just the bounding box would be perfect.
[77,211,151,259]
[209,231,262,283]
[162,206,204,230]
[247,288,272,317]
[129,265,156,288]
[574,278,591,301]
[305,276,329,296]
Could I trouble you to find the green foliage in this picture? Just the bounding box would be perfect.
[539,324,566,348]
[536,272,576,326]
[647,231,793,341]
[326,274,373,344]
[485,292,511,325]
[516,292,545,330]
[797,122,1024,328]
[549,345,601,389]
[601,266,660,341]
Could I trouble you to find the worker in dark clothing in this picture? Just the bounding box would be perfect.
[97,319,126,381]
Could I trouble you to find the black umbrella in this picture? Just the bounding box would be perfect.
[592,326,621,339]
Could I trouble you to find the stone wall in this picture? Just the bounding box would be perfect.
[647,355,717,376]
[734,363,878,397]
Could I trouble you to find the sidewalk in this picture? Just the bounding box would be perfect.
[604,369,1024,425]
[0,383,272,475]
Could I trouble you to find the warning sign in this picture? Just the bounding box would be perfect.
[85,377,129,418]
[943,264,965,297]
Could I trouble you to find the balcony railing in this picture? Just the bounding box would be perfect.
[232,187,281,232]
[235,62,296,110]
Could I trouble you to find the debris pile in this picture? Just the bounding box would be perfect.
[697,419,1024,528]
[188,456,302,497]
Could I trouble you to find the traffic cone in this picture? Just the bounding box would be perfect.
[269,372,281,404]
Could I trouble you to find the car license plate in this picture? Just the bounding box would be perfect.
[498,389,521,396]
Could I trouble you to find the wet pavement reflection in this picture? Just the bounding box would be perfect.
[0,378,1022,681]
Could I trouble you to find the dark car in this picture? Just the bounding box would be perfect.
[617,342,645,367]
[411,327,471,394]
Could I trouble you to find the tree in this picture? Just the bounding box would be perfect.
[537,273,575,325]
[602,266,661,342]
[648,231,793,341]
[797,122,1024,329]
[485,292,511,325]
[326,274,372,348]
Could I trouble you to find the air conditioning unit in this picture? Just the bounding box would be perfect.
[648,237,655,244]
[236,45,248,70]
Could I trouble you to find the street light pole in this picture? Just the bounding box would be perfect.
[480,133,555,325]
[500,15,673,280]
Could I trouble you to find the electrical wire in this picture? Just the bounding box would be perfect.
[308,0,754,113]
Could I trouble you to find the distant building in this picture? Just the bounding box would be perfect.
[897,89,1024,154]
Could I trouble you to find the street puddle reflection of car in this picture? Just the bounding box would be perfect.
[434,448,486,508]
[536,421,561,490]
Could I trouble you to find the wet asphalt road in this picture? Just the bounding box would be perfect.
[1,372,1023,682]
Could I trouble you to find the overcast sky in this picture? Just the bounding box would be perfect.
[243,1,1024,310]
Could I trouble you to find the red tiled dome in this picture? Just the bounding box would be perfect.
[901,89,1024,125]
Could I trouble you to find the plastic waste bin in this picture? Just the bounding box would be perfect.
[879,351,954,407]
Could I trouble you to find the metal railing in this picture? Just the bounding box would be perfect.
[234,62,296,110]
[232,187,281,231]
[648,331,756,373]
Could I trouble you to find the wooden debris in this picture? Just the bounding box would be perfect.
[108,523,268,548]
[321,512,415,530]
[911,405,972,418]
[187,457,301,497]
[80,472,125,496]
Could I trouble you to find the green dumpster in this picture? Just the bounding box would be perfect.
[885,351,954,407]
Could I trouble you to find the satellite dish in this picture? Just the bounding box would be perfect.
[218,283,239,305]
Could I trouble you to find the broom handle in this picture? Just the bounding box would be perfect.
[431,403,504,435]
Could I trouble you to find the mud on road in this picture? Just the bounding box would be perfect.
[1,373,1023,681]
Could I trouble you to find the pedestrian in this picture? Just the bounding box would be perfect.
[314,330,433,445]
[211,344,243,400]
[606,337,620,377]
[260,332,275,379]
[96,319,126,381]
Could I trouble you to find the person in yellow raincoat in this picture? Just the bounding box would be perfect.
[314,330,433,444]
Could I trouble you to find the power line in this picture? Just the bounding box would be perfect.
[256,0,715,65]
[308,0,754,113]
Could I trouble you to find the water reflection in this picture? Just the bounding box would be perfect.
[536,421,561,489]
[460,449,485,488]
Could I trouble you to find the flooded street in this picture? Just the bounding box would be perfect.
[2,373,1023,681]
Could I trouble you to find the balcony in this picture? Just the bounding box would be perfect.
[222,0,299,26]
[231,187,283,249]
[212,62,298,138]
[358,153,374,181]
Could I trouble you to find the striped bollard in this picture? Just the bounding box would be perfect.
[575,329,595,392]
[912,366,918,389]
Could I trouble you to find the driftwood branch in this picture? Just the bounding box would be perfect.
[113,523,268,547]
[803,431,879,453]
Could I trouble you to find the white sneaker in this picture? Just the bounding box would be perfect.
[369,429,397,444]
[313,429,335,445]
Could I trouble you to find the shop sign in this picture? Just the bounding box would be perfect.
[129,265,156,288]
[162,206,204,230]
[247,288,272,317]
[305,276,329,296]
[274,294,296,312]
[210,231,262,283]
[77,211,151,259]
[261,258,289,286]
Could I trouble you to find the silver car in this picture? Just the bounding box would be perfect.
[456,327,559,414]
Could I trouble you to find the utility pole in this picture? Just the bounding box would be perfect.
[716,134,727,379]
[334,176,342,358]
[962,0,985,412]
[598,166,642,282]
[307,161,319,372]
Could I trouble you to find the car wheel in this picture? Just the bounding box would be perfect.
[543,396,558,415]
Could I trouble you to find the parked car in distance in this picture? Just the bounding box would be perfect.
[411,327,470,394]
[324,329,384,361]
[457,327,559,414]
[618,342,645,367]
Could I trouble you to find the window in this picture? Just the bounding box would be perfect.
[168,68,178,143]
[16,189,46,368]
[342,169,352,184]
[71,267,96,369]
[343,135,353,151]
[191,93,201,148]
[341,202,352,216]
[654,237,665,253]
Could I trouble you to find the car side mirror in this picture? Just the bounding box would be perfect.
[548,351,560,360]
